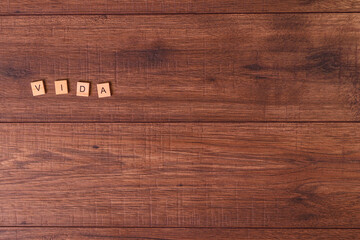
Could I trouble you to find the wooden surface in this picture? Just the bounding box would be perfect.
[0,228,359,240]
[2,14,360,122]
[0,123,360,228]
[2,1,360,239]
[0,0,360,14]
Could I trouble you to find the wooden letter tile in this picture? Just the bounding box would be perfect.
[55,80,69,95]
[77,82,90,97]
[97,82,111,98]
[31,80,46,96]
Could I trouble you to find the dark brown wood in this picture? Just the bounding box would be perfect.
[0,228,359,239]
[0,123,359,227]
[0,0,360,14]
[1,14,360,122]
[1,3,359,238]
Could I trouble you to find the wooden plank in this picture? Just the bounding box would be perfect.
[1,14,360,122]
[0,0,360,14]
[0,123,360,227]
[0,228,359,239]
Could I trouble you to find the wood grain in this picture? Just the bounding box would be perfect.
[0,228,359,240]
[1,14,360,122]
[0,0,360,14]
[1,123,360,227]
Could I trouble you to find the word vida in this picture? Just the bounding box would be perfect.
[30,80,111,98]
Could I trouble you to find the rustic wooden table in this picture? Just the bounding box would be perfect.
[1,0,360,239]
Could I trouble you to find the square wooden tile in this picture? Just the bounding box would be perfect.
[77,82,90,97]
[97,83,111,98]
[97,82,111,98]
[55,80,69,95]
[31,80,46,96]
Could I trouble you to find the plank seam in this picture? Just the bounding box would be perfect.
[1,121,360,124]
[1,12,360,17]
[0,226,360,229]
